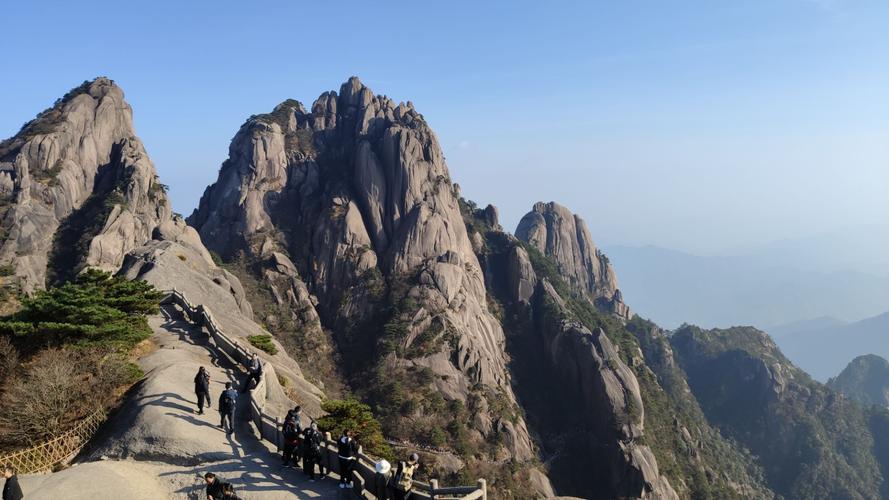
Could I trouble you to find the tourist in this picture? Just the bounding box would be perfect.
[302,422,324,481]
[337,429,359,489]
[373,460,392,500]
[194,366,211,414]
[281,415,300,467]
[241,354,262,393]
[218,382,237,434]
[393,453,420,500]
[204,472,237,500]
[2,465,23,500]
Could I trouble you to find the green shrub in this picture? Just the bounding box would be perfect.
[247,334,278,355]
[0,269,162,350]
[317,398,391,459]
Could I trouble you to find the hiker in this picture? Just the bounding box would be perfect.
[281,415,301,467]
[204,472,236,500]
[302,422,324,481]
[2,465,23,500]
[241,354,262,393]
[373,460,392,500]
[393,453,420,500]
[337,429,359,489]
[218,382,237,434]
[194,366,211,414]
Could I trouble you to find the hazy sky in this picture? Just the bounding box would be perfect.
[2,0,887,255]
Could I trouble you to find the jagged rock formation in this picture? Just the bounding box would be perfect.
[188,77,543,493]
[671,325,889,499]
[0,78,169,291]
[516,202,631,318]
[828,354,889,407]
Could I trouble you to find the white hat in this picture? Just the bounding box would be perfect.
[375,460,391,474]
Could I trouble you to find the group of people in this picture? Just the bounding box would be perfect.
[193,355,424,499]
[192,351,263,435]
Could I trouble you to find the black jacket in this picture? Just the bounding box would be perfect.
[337,436,358,459]
[3,475,23,500]
[194,370,210,393]
[206,478,225,500]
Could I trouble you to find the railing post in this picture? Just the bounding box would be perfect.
[477,479,487,500]
[274,416,280,451]
[430,479,438,500]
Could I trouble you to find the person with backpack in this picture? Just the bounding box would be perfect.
[302,422,324,481]
[218,382,237,434]
[204,472,235,500]
[337,429,359,489]
[194,366,211,414]
[241,354,262,393]
[2,465,23,500]
[281,415,301,467]
[393,453,420,500]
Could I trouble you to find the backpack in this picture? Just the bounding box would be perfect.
[221,391,235,410]
[283,421,299,442]
[394,462,416,491]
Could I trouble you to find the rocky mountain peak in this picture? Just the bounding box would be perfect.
[0,77,169,292]
[515,201,630,318]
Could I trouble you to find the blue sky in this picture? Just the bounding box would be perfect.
[1,0,887,255]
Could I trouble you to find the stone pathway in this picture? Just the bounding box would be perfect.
[19,305,345,499]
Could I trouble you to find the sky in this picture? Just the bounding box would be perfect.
[1,0,887,257]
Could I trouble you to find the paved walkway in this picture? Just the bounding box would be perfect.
[20,305,345,499]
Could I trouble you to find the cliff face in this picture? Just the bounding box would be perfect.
[0,78,169,292]
[0,77,324,413]
[188,77,544,492]
[516,201,630,318]
[461,202,771,499]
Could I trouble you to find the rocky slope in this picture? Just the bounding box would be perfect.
[462,201,769,499]
[516,201,630,318]
[0,77,320,405]
[671,324,889,499]
[828,354,889,407]
[188,77,544,494]
[0,78,170,292]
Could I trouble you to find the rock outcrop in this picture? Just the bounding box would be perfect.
[516,201,631,318]
[0,78,169,292]
[188,77,542,489]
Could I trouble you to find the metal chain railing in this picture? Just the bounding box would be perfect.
[0,409,105,474]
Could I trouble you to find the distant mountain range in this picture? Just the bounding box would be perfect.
[604,244,889,330]
[775,311,889,382]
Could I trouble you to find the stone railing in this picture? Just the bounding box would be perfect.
[162,289,487,500]
[0,409,105,474]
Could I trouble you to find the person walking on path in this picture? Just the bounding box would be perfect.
[241,354,262,393]
[302,422,324,482]
[393,453,420,500]
[2,465,23,500]
[218,382,238,434]
[337,429,359,489]
[194,366,211,414]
